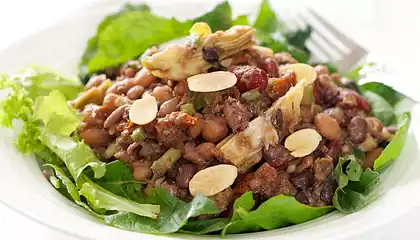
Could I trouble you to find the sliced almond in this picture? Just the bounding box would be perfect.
[285,128,322,157]
[189,164,238,196]
[279,63,317,84]
[129,95,158,125]
[187,71,237,92]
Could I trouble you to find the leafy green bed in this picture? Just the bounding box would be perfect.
[0,0,411,237]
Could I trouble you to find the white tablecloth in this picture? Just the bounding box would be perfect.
[0,0,419,239]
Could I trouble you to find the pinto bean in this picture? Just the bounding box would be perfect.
[134,68,156,87]
[152,85,174,103]
[132,161,152,181]
[104,105,127,128]
[79,128,112,148]
[201,116,228,143]
[126,85,145,100]
[315,113,341,140]
[348,116,368,144]
[157,97,180,117]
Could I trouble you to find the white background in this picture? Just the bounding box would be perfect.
[0,0,420,239]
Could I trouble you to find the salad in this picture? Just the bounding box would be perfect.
[0,0,411,237]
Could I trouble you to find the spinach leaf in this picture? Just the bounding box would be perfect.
[104,188,219,233]
[362,90,395,126]
[180,218,230,235]
[360,82,403,107]
[333,155,381,213]
[79,175,159,219]
[374,112,411,170]
[87,12,190,77]
[94,161,144,201]
[222,192,334,235]
[79,3,150,81]
[192,1,232,31]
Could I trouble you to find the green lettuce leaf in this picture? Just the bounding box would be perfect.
[79,3,150,81]
[94,161,144,201]
[360,82,403,107]
[104,188,219,233]
[362,90,395,126]
[222,192,334,236]
[333,155,380,213]
[192,1,232,31]
[85,12,190,77]
[10,66,82,100]
[374,112,411,170]
[34,90,81,136]
[180,218,230,235]
[79,175,159,219]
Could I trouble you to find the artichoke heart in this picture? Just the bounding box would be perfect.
[142,25,255,81]
[219,79,309,172]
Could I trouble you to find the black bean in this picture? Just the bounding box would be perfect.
[202,47,219,63]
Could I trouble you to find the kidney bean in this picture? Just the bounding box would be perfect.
[313,74,339,108]
[176,164,197,188]
[263,144,294,168]
[364,147,384,168]
[260,58,279,78]
[231,65,268,92]
[348,116,368,144]
[315,113,341,140]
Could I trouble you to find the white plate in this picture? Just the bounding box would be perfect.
[0,1,420,239]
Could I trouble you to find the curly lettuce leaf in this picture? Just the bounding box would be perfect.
[104,188,219,233]
[10,66,82,100]
[333,155,380,213]
[374,112,411,170]
[34,90,81,136]
[222,192,334,236]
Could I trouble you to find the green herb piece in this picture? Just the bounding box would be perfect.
[374,112,411,170]
[151,148,182,178]
[241,89,261,102]
[104,188,219,233]
[180,103,196,115]
[131,127,145,141]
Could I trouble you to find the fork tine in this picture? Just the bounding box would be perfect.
[306,8,358,49]
[298,13,348,58]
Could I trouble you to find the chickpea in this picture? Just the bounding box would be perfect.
[365,117,383,138]
[364,147,384,168]
[201,117,228,142]
[126,85,145,100]
[85,74,106,90]
[134,68,156,87]
[188,114,203,138]
[152,85,174,103]
[132,161,152,181]
[157,97,180,117]
[314,113,341,140]
[79,128,112,147]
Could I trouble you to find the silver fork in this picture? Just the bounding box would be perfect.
[291,8,368,73]
[292,8,419,103]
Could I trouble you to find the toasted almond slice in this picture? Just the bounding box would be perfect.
[285,128,322,157]
[279,63,317,84]
[187,71,237,92]
[129,95,158,125]
[189,164,238,196]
